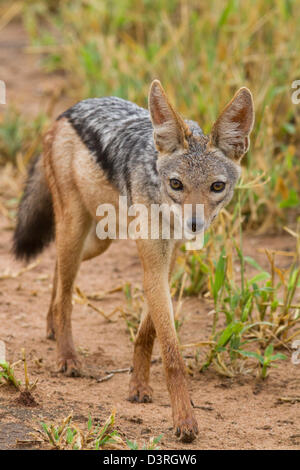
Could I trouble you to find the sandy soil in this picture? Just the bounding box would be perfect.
[0,20,299,450]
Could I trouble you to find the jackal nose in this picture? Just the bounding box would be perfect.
[187,217,205,233]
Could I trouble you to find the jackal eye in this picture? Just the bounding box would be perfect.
[170,178,183,191]
[211,181,226,193]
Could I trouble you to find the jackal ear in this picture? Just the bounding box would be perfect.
[149,80,190,154]
[210,87,254,161]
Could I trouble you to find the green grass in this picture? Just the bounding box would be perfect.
[0,107,47,165]
[179,199,300,378]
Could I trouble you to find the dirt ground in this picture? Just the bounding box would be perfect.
[0,21,299,450]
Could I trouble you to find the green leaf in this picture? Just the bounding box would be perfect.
[288,268,299,289]
[244,256,264,272]
[264,344,274,357]
[282,122,295,135]
[279,189,300,208]
[269,353,287,361]
[41,422,49,433]
[153,434,163,445]
[248,272,270,285]
[238,350,264,364]
[126,439,138,450]
[241,295,252,322]
[216,322,243,349]
[88,414,92,431]
[241,321,273,334]
[212,249,226,304]
[216,324,235,348]
[66,427,74,444]
[217,0,237,28]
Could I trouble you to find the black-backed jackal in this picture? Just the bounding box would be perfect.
[13,80,254,442]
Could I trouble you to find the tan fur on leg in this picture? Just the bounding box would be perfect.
[129,241,180,403]
[129,302,156,403]
[136,239,198,443]
[46,262,57,340]
[53,204,91,376]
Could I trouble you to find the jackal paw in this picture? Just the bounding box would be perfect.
[128,382,153,403]
[174,414,199,443]
[57,355,82,377]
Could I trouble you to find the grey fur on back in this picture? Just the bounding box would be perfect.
[59,97,204,203]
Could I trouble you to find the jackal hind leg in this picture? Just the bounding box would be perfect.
[53,203,91,377]
[46,262,57,340]
[46,233,111,341]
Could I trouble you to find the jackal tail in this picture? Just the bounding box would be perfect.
[13,155,54,261]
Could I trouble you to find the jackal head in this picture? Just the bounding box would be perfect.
[148,80,254,236]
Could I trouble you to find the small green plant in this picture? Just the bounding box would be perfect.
[34,411,162,450]
[36,411,125,450]
[238,345,287,379]
[121,283,144,341]
[0,349,37,392]
[172,244,210,297]
[0,361,21,389]
[127,434,163,450]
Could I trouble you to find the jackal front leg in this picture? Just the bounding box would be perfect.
[129,243,180,403]
[136,240,198,443]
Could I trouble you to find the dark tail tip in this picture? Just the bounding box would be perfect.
[12,155,55,262]
[12,199,54,261]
